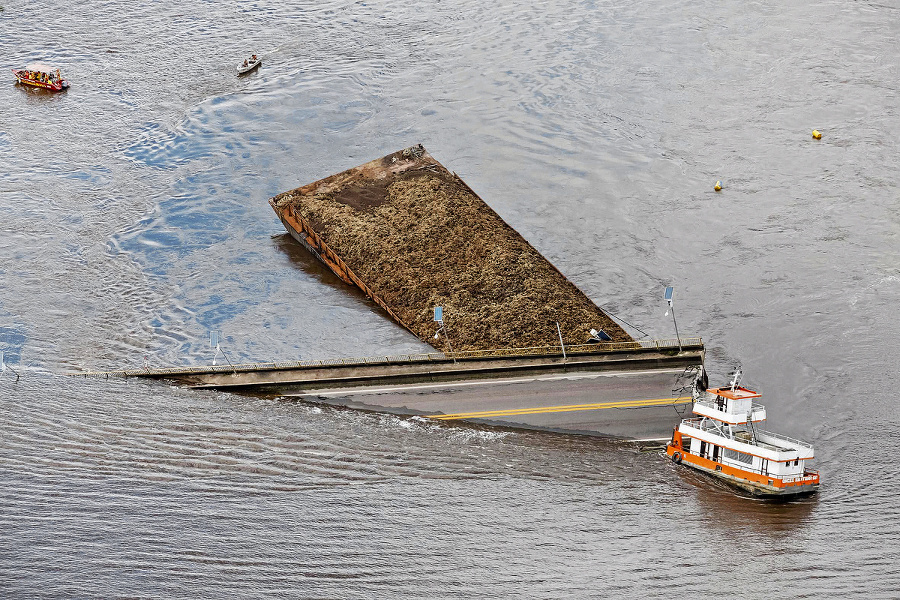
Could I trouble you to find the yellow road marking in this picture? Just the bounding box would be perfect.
[427,396,692,421]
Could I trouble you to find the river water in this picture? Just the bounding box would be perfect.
[2,0,899,597]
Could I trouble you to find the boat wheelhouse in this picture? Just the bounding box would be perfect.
[667,370,819,498]
[12,67,68,91]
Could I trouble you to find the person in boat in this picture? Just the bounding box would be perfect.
[243,59,249,67]
[251,54,257,61]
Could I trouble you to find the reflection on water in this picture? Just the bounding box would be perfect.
[2,0,900,596]
[680,467,818,533]
[12,82,69,102]
[271,232,347,288]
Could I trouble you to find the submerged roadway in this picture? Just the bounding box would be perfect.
[285,367,695,440]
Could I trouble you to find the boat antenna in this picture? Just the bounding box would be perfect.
[729,368,742,392]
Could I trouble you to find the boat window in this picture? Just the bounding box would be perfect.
[723,448,753,465]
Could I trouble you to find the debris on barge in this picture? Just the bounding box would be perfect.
[270,145,631,352]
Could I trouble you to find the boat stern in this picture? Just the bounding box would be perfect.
[739,472,820,499]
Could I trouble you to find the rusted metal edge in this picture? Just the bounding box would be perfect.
[274,201,416,333]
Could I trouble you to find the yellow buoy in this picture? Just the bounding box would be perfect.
[812,129,822,139]
[714,181,722,191]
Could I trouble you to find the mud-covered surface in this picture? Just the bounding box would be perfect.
[273,146,631,351]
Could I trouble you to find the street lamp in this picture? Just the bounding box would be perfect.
[210,330,234,369]
[664,286,682,352]
[433,306,456,363]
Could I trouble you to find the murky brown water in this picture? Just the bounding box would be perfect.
[2,0,899,597]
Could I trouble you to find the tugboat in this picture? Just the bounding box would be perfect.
[667,369,820,498]
[12,66,69,91]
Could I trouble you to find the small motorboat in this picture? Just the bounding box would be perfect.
[237,54,261,75]
[12,66,69,91]
[666,368,820,498]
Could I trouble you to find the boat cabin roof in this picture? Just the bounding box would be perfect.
[709,386,761,401]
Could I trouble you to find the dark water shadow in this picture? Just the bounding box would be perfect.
[236,64,262,78]
[270,232,385,309]
[674,464,818,534]
[13,82,69,102]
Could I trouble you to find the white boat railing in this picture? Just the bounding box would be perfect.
[679,417,720,434]
[680,418,814,452]
[693,400,766,418]
[755,428,815,450]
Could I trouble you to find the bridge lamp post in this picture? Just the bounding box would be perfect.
[664,286,682,352]
[433,306,456,363]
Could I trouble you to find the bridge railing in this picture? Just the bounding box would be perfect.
[72,336,703,379]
